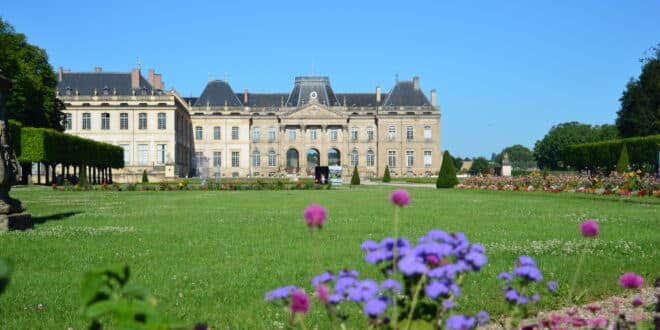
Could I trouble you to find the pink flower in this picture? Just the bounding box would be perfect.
[619,272,644,289]
[632,296,643,307]
[585,304,601,313]
[390,189,411,207]
[315,284,329,303]
[587,317,608,328]
[290,290,310,314]
[304,204,328,228]
[580,219,599,237]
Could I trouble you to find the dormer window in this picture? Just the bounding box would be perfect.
[103,86,110,95]
[65,86,72,96]
[141,87,147,95]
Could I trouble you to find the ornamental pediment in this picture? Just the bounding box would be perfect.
[282,104,346,120]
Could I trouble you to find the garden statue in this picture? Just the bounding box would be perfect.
[0,71,32,231]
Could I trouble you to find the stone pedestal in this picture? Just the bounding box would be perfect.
[0,213,33,231]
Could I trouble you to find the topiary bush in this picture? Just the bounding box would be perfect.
[351,165,360,185]
[142,170,149,184]
[616,143,630,173]
[382,166,391,183]
[436,150,458,188]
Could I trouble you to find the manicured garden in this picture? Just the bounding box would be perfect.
[0,186,657,328]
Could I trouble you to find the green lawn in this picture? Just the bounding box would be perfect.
[0,186,658,329]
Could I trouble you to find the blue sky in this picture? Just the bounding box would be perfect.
[3,1,658,158]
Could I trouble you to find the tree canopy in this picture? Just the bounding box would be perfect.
[0,17,63,130]
[495,144,536,169]
[469,157,490,174]
[533,122,618,170]
[616,45,660,138]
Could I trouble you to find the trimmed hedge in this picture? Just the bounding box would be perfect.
[436,151,458,188]
[8,120,123,168]
[563,134,660,171]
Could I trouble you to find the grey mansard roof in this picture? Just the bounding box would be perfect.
[285,76,340,107]
[57,72,154,96]
[382,80,431,107]
[194,80,242,107]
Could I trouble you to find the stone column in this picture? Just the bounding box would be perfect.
[0,72,32,232]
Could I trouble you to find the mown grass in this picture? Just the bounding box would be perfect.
[0,186,658,329]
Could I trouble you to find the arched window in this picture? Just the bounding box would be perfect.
[253,150,261,167]
[350,149,359,166]
[366,150,375,167]
[268,150,277,167]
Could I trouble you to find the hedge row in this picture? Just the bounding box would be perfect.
[8,120,123,168]
[563,134,660,171]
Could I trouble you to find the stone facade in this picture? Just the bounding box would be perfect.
[58,69,441,181]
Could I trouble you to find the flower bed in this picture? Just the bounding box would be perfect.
[457,172,660,197]
[51,178,332,191]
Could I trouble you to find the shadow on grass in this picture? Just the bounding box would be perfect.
[32,212,82,225]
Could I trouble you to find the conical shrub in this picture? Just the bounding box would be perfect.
[351,165,361,185]
[382,165,391,183]
[436,151,458,188]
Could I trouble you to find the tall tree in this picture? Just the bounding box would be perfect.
[533,122,618,170]
[0,17,63,130]
[616,45,660,138]
[495,144,536,169]
[469,157,490,174]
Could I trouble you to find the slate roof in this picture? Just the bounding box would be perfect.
[336,93,381,107]
[57,72,154,96]
[382,81,431,107]
[285,77,340,107]
[194,80,242,107]
[235,93,288,108]
[182,97,198,106]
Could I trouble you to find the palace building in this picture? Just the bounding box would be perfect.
[58,67,441,181]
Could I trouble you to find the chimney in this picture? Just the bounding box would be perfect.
[131,68,140,89]
[430,89,437,107]
[148,69,155,85]
[153,73,163,90]
[94,67,102,73]
[413,76,420,90]
[58,66,64,81]
[243,89,249,104]
[376,85,381,104]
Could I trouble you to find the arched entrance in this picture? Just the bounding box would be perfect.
[286,148,299,174]
[328,148,341,166]
[306,148,320,175]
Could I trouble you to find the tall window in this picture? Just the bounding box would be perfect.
[406,126,414,140]
[156,144,166,164]
[231,151,240,167]
[268,128,276,141]
[388,126,396,141]
[213,126,221,140]
[158,113,166,129]
[64,113,72,130]
[101,113,110,130]
[138,144,148,165]
[424,126,432,141]
[213,152,222,167]
[367,127,374,141]
[82,113,91,130]
[330,128,338,141]
[268,150,276,167]
[139,113,147,129]
[388,150,397,168]
[194,152,203,170]
[288,128,296,141]
[366,150,375,166]
[231,126,239,140]
[406,150,414,167]
[195,126,203,140]
[120,144,130,165]
[309,128,317,140]
[253,151,261,167]
[350,149,359,166]
[120,113,128,130]
[252,127,260,141]
[424,151,432,167]
[351,127,358,141]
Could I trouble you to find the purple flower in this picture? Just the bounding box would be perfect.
[531,293,540,302]
[365,249,390,264]
[422,229,454,243]
[587,317,608,328]
[265,285,298,301]
[518,295,529,305]
[513,265,543,282]
[334,277,358,295]
[347,279,379,302]
[290,290,309,314]
[311,272,334,287]
[477,311,489,325]
[464,251,487,270]
[390,189,411,207]
[429,264,460,279]
[580,219,599,237]
[442,299,455,311]
[425,280,449,299]
[632,296,643,307]
[328,293,343,304]
[316,285,330,303]
[505,288,519,302]
[364,298,388,317]
[619,272,644,289]
[304,204,328,228]
[446,315,476,330]
[380,279,401,293]
[338,269,359,278]
[398,254,428,275]
[516,256,536,267]
[361,240,379,251]
[498,272,513,283]
[547,280,558,292]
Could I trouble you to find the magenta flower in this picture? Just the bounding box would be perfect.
[390,189,411,207]
[580,219,599,237]
[304,204,328,228]
[619,272,644,289]
[315,284,330,304]
[290,290,310,314]
[632,296,643,307]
